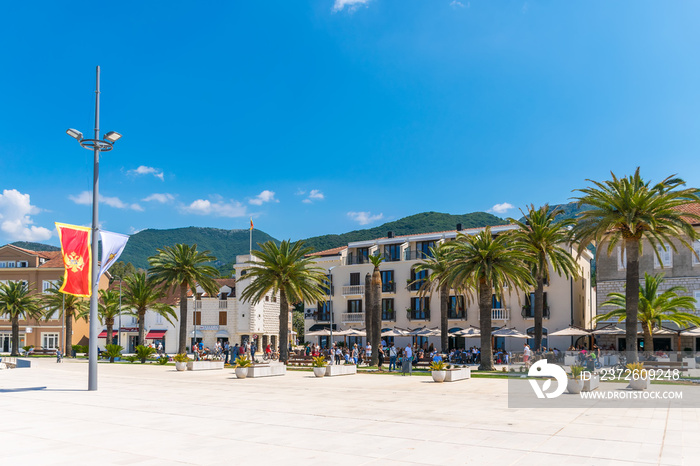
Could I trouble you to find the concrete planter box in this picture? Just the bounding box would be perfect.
[583,374,600,391]
[683,358,696,369]
[248,364,286,378]
[187,361,224,371]
[444,367,471,382]
[326,365,356,376]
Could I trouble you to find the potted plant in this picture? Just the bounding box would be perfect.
[173,353,189,371]
[312,356,327,377]
[104,344,123,363]
[430,360,447,383]
[235,356,252,379]
[567,365,584,394]
[627,362,650,390]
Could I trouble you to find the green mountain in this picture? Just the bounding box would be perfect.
[118,227,278,270]
[10,241,61,251]
[300,211,505,252]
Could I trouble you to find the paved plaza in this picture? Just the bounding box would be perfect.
[1,359,699,465]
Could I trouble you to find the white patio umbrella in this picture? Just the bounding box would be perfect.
[345,328,367,337]
[491,327,529,339]
[680,327,700,336]
[382,327,410,337]
[591,324,626,335]
[306,329,332,336]
[409,326,441,336]
[548,326,591,337]
[454,326,481,337]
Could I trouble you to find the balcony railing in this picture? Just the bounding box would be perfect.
[344,255,370,265]
[382,253,402,262]
[407,310,431,321]
[491,308,510,321]
[404,250,433,261]
[342,285,365,296]
[448,310,467,319]
[316,313,331,322]
[194,300,202,309]
[382,283,396,293]
[218,300,228,309]
[381,312,396,321]
[521,306,550,319]
[407,281,426,291]
[341,312,364,324]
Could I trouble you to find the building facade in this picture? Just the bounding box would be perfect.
[304,225,595,352]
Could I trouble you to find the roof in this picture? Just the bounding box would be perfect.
[307,246,348,257]
[38,251,62,268]
[674,203,700,225]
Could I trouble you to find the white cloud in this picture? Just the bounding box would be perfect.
[488,202,515,214]
[182,198,247,218]
[69,191,143,211]
[143,193,175,203]
[294,189,306,196]
[450,1,468,8]
[347,211,383,225]
[0,189,52,242]
[302,189,325,204]
[128,165,164,181]
[249,190,278,206]
[333,0,371,13]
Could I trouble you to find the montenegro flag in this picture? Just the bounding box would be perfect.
[55,223,92,297]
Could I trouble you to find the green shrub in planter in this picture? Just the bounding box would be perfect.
[135,345,156,363]
[236,356,252,368]
[429,360,446,371]
[157,356,169,365]
[172,353,189,363]
[125,355,139,363]
[311,356,327,368]
[104,344,124,363]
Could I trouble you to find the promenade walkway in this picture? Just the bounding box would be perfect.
[1,358,698,465]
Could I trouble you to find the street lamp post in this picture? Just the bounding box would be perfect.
[328,266,335,348]
[67,66,121,391]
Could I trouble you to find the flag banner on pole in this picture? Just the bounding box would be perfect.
[250,217,254,230]
[99,230,129,280]
[55,222,92,297]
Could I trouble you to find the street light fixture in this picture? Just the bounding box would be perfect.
[66,66,121,391]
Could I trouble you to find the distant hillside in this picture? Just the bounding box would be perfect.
[301,211,505,252]
[119,227,279,270]
[10,241,60,251]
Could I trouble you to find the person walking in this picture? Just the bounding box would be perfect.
[402,344,413,376]
[523,343,532,368]
[378,345,385,371]
[223,341,230,364]
[388,343,397,371]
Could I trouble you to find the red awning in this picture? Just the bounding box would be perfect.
[98,330,118,338]
[145,330,167,339]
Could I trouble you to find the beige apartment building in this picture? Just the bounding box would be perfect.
[0,244,109,353]
[304,225,595,352]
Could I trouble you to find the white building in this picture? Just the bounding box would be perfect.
[304,225,595,352]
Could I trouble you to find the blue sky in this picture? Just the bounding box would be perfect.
[2,0,700,245]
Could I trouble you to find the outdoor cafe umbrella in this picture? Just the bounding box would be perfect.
[381,327,410,337]
[548,326,591,337]
[306,328,332,336]
[454,326,481,338]
[491,327,529,338]
[591,324,626,335]
[680,327,700,336]
[409,326,441,336]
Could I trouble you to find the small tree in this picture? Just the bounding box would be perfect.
[0,281,42,356]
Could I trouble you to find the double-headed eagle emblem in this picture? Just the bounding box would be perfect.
[64,252,85,273]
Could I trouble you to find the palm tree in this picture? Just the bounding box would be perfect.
[0,281,42,356]
[122,272,177,347]
[574,168,700,362]
[443,228,533,371]
[98,289,122,347]
[415,245,453,353]
[148,244,220,354]
[509,204,580,350]
[368,254,383,365]
[596,273,700,353]
[239,240,327,364]
[42,277,88,357]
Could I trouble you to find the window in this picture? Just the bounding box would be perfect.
[156,313,164,324]
[654,243,673,269]
[694,291,700,311]
[317,301,331,321]
[17,261,28,268]
[0,261,5,268]
[617,247,626,270]
[410,269,428,291]
[193,311,202,325]
[357,248,369,264]
[416,241,435,259]
[448,296,466,319]
[409,297,430,320]
[526,327,548,349]
[43,280,58,294]
[350,273,361,286]
[219,311,227,326]
[347,300,362,314]
[6,261,16,268]
[380,270,395,292]
[42,333,59,349]
[272,296,277,303]
[384,244,401,262]
[693,241,700,266]
[381,298,395,320]
[522,293,549,318]
[322,274,333,295]
[492,294,502,309]
[265,296,269,301]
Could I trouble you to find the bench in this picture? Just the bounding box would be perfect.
[642,361,689,371]
[287,356,315,366]
[23,348,57,356]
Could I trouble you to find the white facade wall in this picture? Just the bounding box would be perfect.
[304,227,595,352]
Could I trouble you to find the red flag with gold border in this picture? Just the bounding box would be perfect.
[55,223,92,297]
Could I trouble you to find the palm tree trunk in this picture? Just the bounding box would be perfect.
[178,283,188,354]
[625,239,640,363]
[478,279,494,371]
[440,284,449,352]
[279,290,290,364]
[106,318,114,348]
[534,276,544,351]
[364,273,373,361]
[65,309,73,358]
[138,309,146,347]
[642,323,654,355]
[11,315,19,356]
[371,268,381,366]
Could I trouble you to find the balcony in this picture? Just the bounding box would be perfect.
[342,285,365,296]
[382,282,396,293]
[521,306,550,319]
[344,255,370,265]
[382,253,402,263]
[404,250,433,261]
[491,308,510,321]
[218,300,228,309]
[381,312,396,321]
[341,312,364,324]
[448,310,467,320]
[407,310,431,321]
